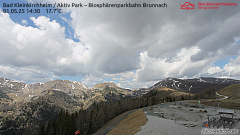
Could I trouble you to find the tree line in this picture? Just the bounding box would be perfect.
[38,89,189,135]
[1,87,212,135]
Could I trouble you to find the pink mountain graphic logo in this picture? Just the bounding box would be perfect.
[180,2,195,10]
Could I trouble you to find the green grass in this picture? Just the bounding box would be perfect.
[199,99,240,110]
[218,84,240,100]
[196,84,240,110]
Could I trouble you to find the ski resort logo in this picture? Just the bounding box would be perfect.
[180,2,195,10]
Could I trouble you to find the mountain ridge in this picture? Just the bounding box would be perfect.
[134,77,240,95]
[1,76,240,135]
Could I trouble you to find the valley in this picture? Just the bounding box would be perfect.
[0,76,240,135]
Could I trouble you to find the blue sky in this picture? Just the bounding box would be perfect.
[0,0,78,41]
[0,0,240,88]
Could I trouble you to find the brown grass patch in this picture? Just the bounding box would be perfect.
[170,91,194,97]
[218,84,240,99]
[189,99,240,110]
[107,109,147,135]
[155,87,176,91]
[200,99,240,110]
[7,93,18,100]
[155,87,194,97]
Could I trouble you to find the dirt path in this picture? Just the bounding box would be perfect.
[216,91,229,100]
[93,109,136,135]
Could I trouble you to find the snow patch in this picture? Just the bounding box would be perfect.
[72,84,75,89]
[189,85,192,92]
[199,78,206,82]
[73,81,78,84]
[29,95,34,98]
[82,84,87,89]
[11,80,20,83]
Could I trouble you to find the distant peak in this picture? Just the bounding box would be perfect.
[93,82,119,89]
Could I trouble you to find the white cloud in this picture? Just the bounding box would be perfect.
[0,10,90,80]
[223,56,240,77]
[81,74,103,87]
[136,47,211,81]
[207,66,223,75]
[21,20,28,25]
[0,65,58,83]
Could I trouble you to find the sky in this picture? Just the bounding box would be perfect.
[0,0,240,89]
